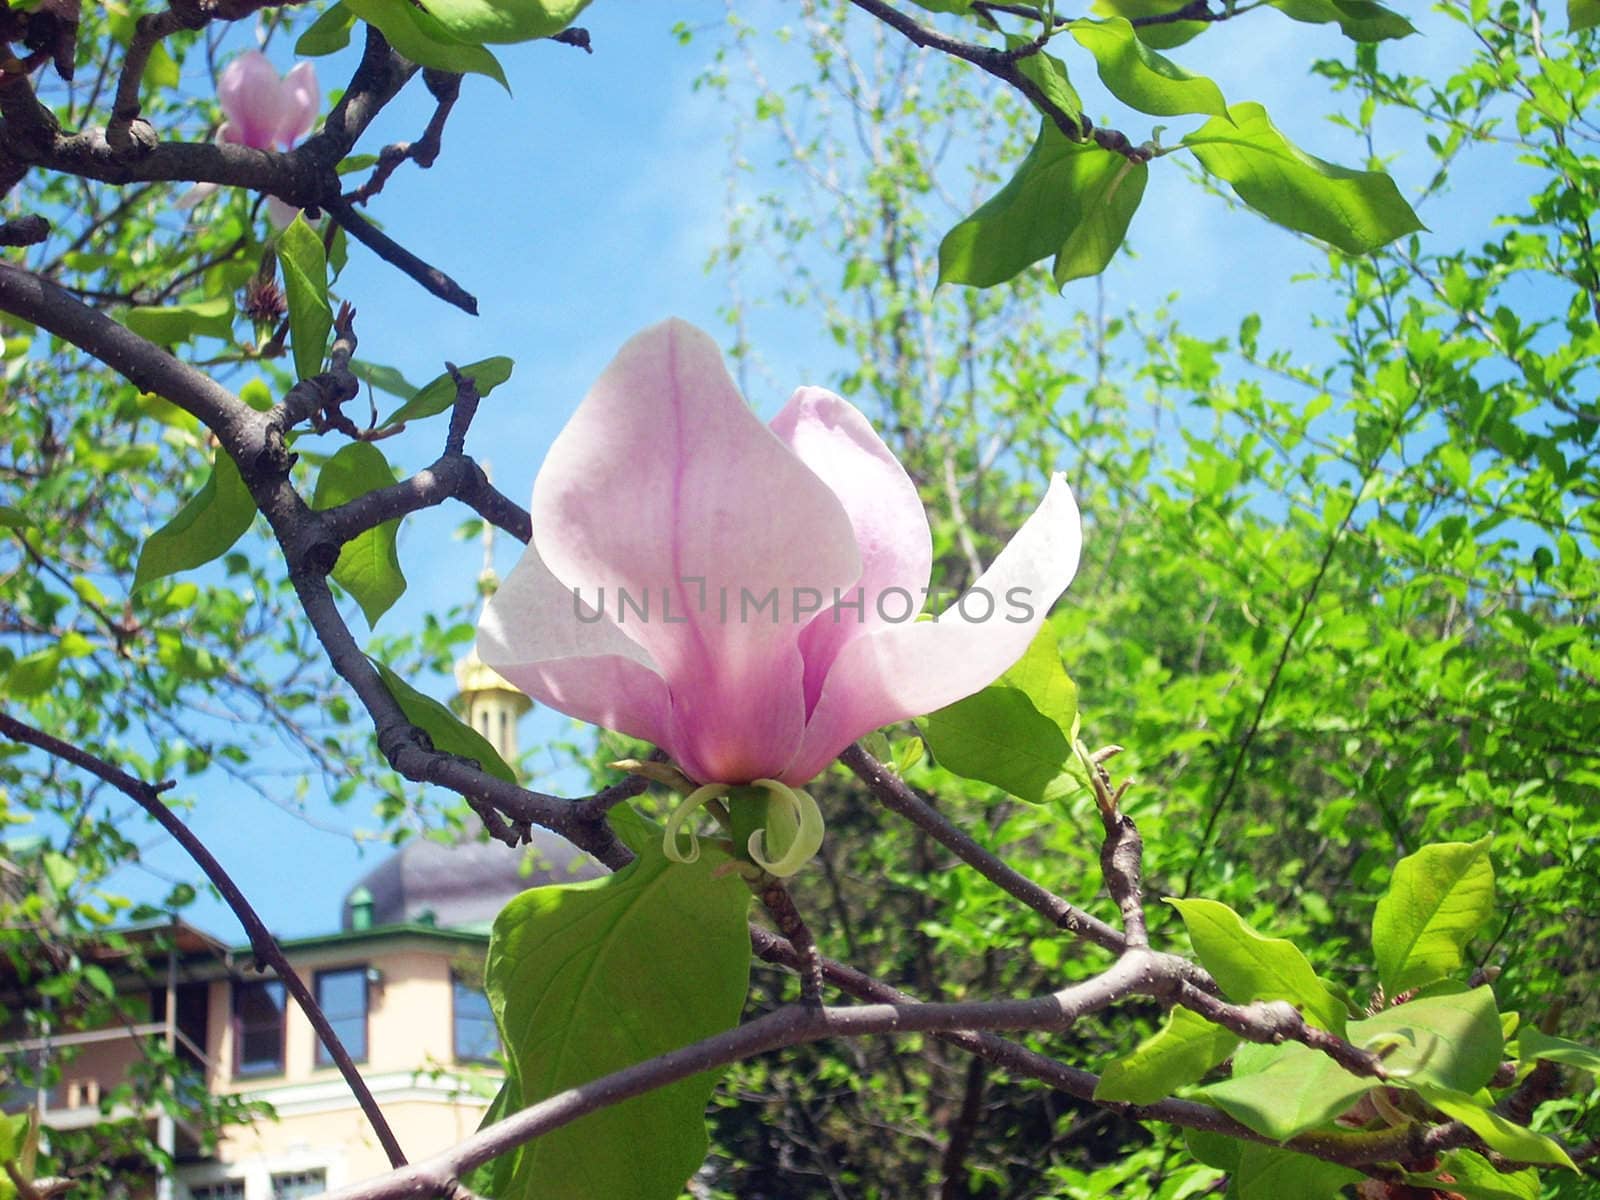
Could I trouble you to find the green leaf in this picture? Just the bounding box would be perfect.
[1201,1041,1370,1139]
[0,1112,27,1163]
[1166,898,1347,1032]
[1372,838,1494,996]
[310,443,405,626]
[1182,1126,1239,1172]
[296,2,358,55]
[940,121,1146,288]
[370,658,516,784]
[1095,1006,1238,1104]
[414,0,590,44]
[41,852,76,897]
[1264,0,1415,41]
[278,215,332,383]
[921,624,1080,804]
[133,451,256,591]
[1404,1150,1538,1200]
[1360,987,1503,1094]
[343,0,510,87]
[1089,0,1207,48]
[1007,37,1082,122]
[905,0,973,11]
[1412,1084,1576,1168]
[380,356,515,429]
[1233,1144,1362,1199]
[0,505,32,530]
[1516,1027,1600,1077]
[1571,0,1600,31]
[3,647,61,699]
[1068,18,1228,117]
[352,359,421,403]
[1182,102,1424,254]
[483,806,752,1200]
[123,297,235,346]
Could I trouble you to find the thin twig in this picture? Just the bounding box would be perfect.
[326,199,477,314]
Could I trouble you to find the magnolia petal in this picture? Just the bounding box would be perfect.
[782,474,1082,783]
[278,62,320,147]
[177,181,219,211]
[478,539,676,753]
[265,196,301,229]
[771,387,932,712]
[217,51,285,150]
[528,319,861,783]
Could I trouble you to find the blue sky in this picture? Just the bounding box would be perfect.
[117,1,1546,938]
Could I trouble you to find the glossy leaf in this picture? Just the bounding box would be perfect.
[310,443,405,626]
[940,121,1146,288]
[1068,18,1228,117]
[278,215,332,383]
[415,0,590,44]
[1413,1084,1576,1168]
[1233,1144,1362,1199]
[1571,0,1600,30]
[1516,1027,1600,1077]
[133,451,255,591]
[352,360,421,403]
[1404,1150,1538,1200]
[1008,37,1082,122]
[370,658,516,783]
[1265,0,1415,41]
[1372,838,1494,995]
[921,624,1080,804]
[1201,1040,1370,1139]
[342,0,509,88]
[295,2,357,55]
[1359,987,1503,1094]
[380,356,515,429]
[1095,1006,1237,1104]
[482,806,752,1200]
[1089,0,1207,47]
[1167,897,1347,1032]
[1182,102,1424,254]
[123,297,234,346]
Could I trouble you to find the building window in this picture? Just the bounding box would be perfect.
[270,1170,327,1200]
[233,979,286,1077]
[452,973,498,1063]
[189,1182,246,1200]
[314,966,369,1066]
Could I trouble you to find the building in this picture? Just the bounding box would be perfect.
[0,537,584,1198]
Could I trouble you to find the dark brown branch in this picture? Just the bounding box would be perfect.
[343,70,461,206]
[0,710,410,1170]
[938,1056,988,1200]
[755,878,824,1001]
[326,199,477,314]
[0,213,48,246]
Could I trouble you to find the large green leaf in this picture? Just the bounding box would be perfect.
[1068,18,1228,117]
[133,451,255,591]
[1167,898,1347,1032]
[1359,987,1503,1094]
[279,215,332,383]
[0,506,32,530]
[1404,1150,1538,1200]
[1233,1144,1362,1199]
[123,297,234,346]
[1182,102,1424,254]
[940,121,1146,288]
[342,0,509,88]
[380,356,516,429]
[295,2,358,55]
[1007,37,1082,123]
[1371,838,1494,996]
[1089,0,1207,48]
[310,443,405,626]
[1570,0,1600,31]
[921,624,1080,805]
[483,807,752,1200]
[1094,1006,1237,1104]
[370,658,516,783]
[414,0,590,44]
[1265,0,1415,41]
[1412,1084,1575,1168]
[1201,1040,1370,1139]
[1516,1027,1600,1078]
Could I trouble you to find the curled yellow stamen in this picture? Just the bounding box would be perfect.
[662,783,729,864]
[744,779,825,878]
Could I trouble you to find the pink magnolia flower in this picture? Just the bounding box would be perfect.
[179,51,319,227]
[478,319,1082,789]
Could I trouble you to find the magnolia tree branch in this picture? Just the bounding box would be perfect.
[844,0,1154,161]
[0,710,410,1170]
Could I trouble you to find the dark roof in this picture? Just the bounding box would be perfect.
[340,830,603,932]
